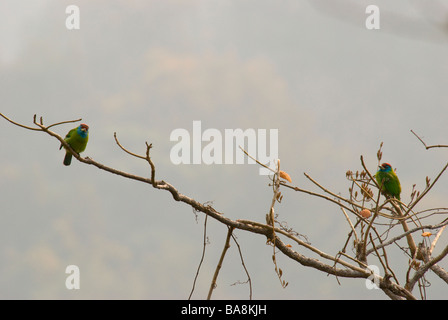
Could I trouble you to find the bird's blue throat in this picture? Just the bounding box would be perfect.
[77,127,88,138]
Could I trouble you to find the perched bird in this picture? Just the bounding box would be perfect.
[375,163,401,200]
[60,124,89,166]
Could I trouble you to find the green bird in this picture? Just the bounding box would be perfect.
[375,162,401,200]
[60,124,89,166]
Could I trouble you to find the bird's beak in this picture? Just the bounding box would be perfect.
[378,164,384,170]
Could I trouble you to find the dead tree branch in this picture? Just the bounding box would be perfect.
[207,226,234,300]
[3,113,445,300]
[411,130,448,149]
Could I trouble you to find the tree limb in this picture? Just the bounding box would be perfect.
[1,113,441,300]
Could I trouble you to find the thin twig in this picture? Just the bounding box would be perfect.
[411,130,448,149]
[46,118,82,129]
[340,207,358,243]
[365,220,448,255]
[406,161,448,214]
[114,132,147,160]
[304,172,363,210]
[145,142,157,187]
[337,251,369,269]
[189,215,208,299]
[280,181,363,219]
[239,145,276,173]
[407,244,448,292]
[207,226,234,300]
[0,113,41,131]
[362,180,383,261]
[360,155,379,189]
[231,233,252,299]
[113,132,157,187]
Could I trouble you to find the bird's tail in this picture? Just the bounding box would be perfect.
[391,197,407,215]
[63,152,72,166]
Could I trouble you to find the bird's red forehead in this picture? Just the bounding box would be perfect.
[80,123,89,130]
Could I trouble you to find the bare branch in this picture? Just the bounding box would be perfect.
[3,113,445,300]
[366,220,448,255]
[230,233,252,299]
[46,118,83,130]
[0,113,42,131]
[340,207,358,244]
[406,161,448,214]
[114,132,147,160]
[407,244,448,291]
[411,130,448,149]
[207,226,234,299]
[189,215,208,300]
[114,132,157,187]
[238,145,275,173]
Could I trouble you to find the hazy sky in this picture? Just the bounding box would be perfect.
[1,0,447,299]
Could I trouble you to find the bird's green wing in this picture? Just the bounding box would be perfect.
[65,128,77,140]
[376,170,401,200]
[59,127,77,150]
[387,171,401,200]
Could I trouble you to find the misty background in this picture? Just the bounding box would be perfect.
[1,0,447,299]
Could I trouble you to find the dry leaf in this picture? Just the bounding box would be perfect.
[279,170,292,182]
[421,232,432,237]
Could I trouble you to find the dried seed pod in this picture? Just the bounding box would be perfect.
[360,209,372,218]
